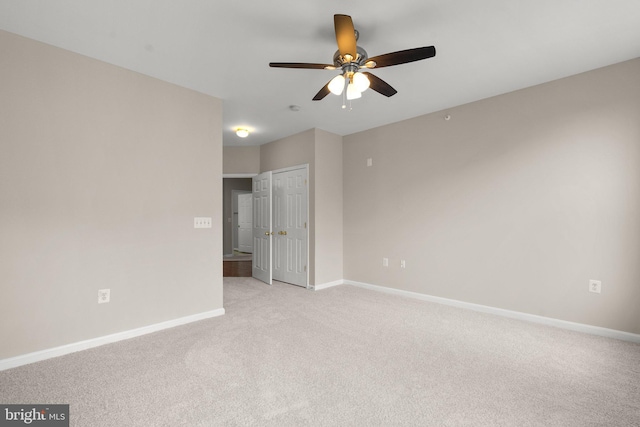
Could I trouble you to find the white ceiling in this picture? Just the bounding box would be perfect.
[1,1,639,146]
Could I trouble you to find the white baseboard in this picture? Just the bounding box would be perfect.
[311,280,344,291]
[343,280,640,344]
[0,308,226,372]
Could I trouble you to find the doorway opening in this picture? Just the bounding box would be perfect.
[223,177,253,276]
[222,165,309,287]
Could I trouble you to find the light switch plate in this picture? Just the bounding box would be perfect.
[194,217,212,228]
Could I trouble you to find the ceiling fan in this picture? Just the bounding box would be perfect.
[269,14,436,103]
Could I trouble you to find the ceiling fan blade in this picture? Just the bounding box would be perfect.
[363,72,397,97]
[312,82,331,101]
[334,14,357,59]
[269,62,334,70]
[367,46,436,68]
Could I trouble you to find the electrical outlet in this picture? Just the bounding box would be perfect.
[194,217,212,228]
[589,280,601,294]
[98,289,110,304]
[383,258,389,267]
[367,158,373,167]
[400,260,406,268]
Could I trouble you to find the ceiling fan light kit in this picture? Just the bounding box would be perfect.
[269,14,436,106]
[328,74,346,95]
[346,82,362,100]
[352,72,370,92]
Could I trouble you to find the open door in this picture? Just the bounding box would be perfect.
[252,171,272,285]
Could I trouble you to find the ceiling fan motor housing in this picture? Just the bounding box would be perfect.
[333,46,369,68]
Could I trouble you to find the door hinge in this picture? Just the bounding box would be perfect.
[304,179,307,185]
[304,265,307,272]
[304,222,307,229]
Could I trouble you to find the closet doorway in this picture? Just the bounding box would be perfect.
[253,165,309,288]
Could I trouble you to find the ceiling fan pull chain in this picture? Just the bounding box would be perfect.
[342,75,348,109]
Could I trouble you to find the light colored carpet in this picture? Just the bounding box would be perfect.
[1,277,639,426]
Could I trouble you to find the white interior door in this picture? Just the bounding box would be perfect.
[252,171,272,285]
[237,193,252,253]
[273,167,308,287]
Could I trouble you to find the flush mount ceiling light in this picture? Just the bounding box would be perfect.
[235,128,249,138]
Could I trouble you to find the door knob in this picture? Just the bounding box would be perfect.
[265,232,270,236]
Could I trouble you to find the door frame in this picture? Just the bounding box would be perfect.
[223,174,256,257]
[222,168,309,289]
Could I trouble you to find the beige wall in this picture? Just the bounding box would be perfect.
[223,146,260,174]
[314,129,344,285]
[260,129,315,174]
[343,58,640,334]
[0,31,223,359]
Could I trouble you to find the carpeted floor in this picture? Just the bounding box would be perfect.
[1,277,639,426]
